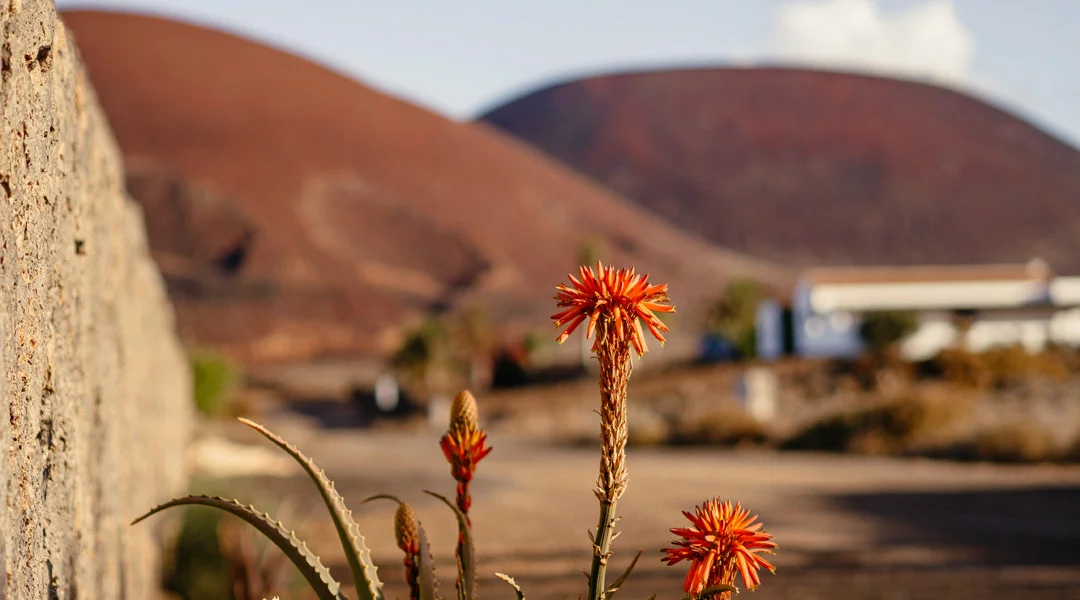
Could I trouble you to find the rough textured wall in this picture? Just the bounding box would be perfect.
[0,1,193,598]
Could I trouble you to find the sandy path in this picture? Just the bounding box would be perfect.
[202,405,1080,600]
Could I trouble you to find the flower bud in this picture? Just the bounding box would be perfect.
[394,503,420,553]
[450,390,479,431]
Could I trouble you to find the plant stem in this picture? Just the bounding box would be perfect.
[455,480,471,516]
[456,480,471,600]
[587,318,632,600]
[588,499,618,600]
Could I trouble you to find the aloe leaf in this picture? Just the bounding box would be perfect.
[363,493,405,505]
[603,550,642,599]
[131,495,345,600]
[416,516,440,600]
[495,573,525,600]
[423,490,475,600]
[239,418,383,600]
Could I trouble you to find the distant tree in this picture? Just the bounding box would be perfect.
[189,349,240,417]
[578,234,610,266]
[392,316,453,393]
[858,310,919,356]
[705,278,768,359]
[448,306,496,389]
[393,308,499,394]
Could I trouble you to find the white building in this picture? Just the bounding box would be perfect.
[757,259,1080,361]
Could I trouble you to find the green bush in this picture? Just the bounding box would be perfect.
[393,309,497,392]
[705,278,768,359]
[162,508,231,600]
[858,310,918,356]
[190,350,239,417]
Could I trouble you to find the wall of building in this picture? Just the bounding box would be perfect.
[791,280,863,358]
[1,2,193,598]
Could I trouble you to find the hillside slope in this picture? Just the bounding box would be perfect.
[61,12,786,364]
[481,68,1080,272]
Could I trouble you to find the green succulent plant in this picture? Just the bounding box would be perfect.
[134,404,500,600]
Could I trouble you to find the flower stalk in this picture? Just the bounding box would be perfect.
[552,262,674,600]
[394,503,423,600]
[440,390,492,598]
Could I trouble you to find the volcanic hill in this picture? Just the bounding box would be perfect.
[480,68,1080,272]
[60,11,785,365]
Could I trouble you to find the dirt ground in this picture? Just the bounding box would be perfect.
[191,394,1080,600]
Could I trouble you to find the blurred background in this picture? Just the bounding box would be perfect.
[55,1,1080,598]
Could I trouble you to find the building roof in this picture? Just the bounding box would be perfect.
[1051,276,1080,307]
[800,259,1052,286]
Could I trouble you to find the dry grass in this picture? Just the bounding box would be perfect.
[932,345,1071,390]
[782,390,973,455]
[971,421,1059,463]
[665,408,770,447]
[483,352,1080,464]
[926,420,1064,464]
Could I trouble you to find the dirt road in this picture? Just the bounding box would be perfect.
[203,403,1080,600]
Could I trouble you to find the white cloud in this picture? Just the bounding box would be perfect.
[770,0,975,87]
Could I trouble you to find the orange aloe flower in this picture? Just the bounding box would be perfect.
[662,499,777,597]
[439,391,492,515]
[440,425,493,485]
[552,262,675,356]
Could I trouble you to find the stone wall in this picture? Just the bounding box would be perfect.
[1,1,193,598]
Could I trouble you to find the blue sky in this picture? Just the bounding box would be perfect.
[58,0,1080,147]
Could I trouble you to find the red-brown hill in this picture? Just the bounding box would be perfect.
[60,12,786,365]
[480,68,1080,272]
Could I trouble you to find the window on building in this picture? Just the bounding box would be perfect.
[830,312,853,332]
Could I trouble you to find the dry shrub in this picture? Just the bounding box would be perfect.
[667,408,770,448]
[1027,346,1074,380]
[934,347,987,389]
[971,421,1059,463]
[980,346,1041,387]
[783,391,971,455]
[1066,435,1080,463]
[933,345,1071,390]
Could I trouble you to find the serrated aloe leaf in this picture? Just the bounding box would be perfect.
[416,517,440,600]
[423,490,475,600]
[131,495,345,600]
[603,549,642,599]
[239,418,383,600]
[495,573,526,600]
